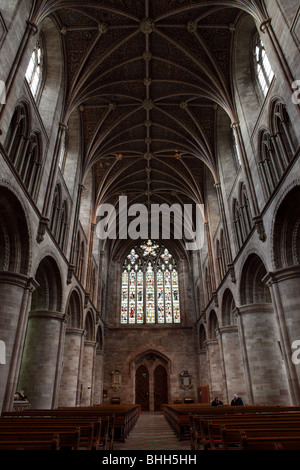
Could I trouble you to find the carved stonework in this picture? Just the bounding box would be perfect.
[140,18,154,34]
[67,264,75,285]
[253,215,266,242]
[36,217,49,243]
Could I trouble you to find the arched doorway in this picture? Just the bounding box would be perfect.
[154,364,168,411]
[133,351,170,412]
[135,365,149,411]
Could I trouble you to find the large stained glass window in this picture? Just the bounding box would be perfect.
[121,240,181,324]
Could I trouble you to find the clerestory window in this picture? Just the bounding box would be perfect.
[121,240,180,325]
[25,38,44,99]
[254,34,274,97]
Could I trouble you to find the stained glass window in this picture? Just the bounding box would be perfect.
[121,240,181,324]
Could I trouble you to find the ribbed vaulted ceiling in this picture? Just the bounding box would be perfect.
[32,0,267,252]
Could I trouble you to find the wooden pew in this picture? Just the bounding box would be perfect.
[206,416,300,450]
[164,404,300,442]
[0,438,59,450]
[0,418,95,450]
[240,434,300,450]
[1,404,139,448]
[0,429,80,450]
[273,440,300,450]
[221,427,300,451]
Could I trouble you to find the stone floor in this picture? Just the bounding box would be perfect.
[113,412,191,451]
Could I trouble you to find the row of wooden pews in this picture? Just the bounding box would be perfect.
[0,404,140,450]
[164,404,300,450]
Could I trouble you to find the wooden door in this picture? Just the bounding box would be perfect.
[197,385,209,404]
[135,365,149,411]
[154,364,168,411]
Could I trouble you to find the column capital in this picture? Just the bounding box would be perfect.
[0,272,36,289]
[26,21,38,35]
[260,18,272,34]
[263,266,300,285]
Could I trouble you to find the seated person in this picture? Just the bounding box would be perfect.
[15,390,27,401]
[211,396,223,406]
[231,394,245,406]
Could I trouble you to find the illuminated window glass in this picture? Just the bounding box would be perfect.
[25,39,43,99]
[121,240,180,324]
[254,34,274,97]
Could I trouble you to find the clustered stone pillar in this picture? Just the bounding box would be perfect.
[236,304,290,405]
[205,338,223,400]
[80,340,96,405]
[0,273,36,412]
[58,327,85,407]
[94,349,105,404]
[265,267,300,405]
[198,349,209,388]
[218,324,247,404]
[17,310,66,409]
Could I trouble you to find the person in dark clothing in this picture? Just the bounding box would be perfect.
[211,396,223,406]
[231,394,245,406]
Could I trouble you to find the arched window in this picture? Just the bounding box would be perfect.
[50,184,61,235]
[205,265,212,302]
[232,130,241,167]
[253,33,274,98]
[233,198,243,250]
[58,131,67,172]
[4,103,42,200]
[49,184,69,251]
[273,101,296,165]
[121,240,180,325]
[240,184,253,236]
[259,130,281,196]
[19,132,42,198]
[25,38,44,99]
[57,200,68,250]
[232,185,253,250]
[216,230,227,282]
[5,103,28,163]
[208,311,219,340]
[90,265,96,303]
[78,241,85,282]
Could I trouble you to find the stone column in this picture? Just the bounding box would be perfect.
[0,273,37,412]
[58,327,85,407]
[17,310,66,409]
[264,267,300,405]
[237,304,290,405]
[198,349,209,388]
[205,339,223,400]
[80,340,96,405]
[218,324,247,404]
[93,350,104,404]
